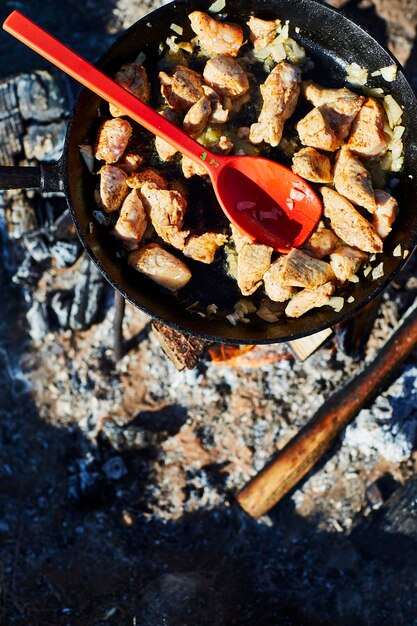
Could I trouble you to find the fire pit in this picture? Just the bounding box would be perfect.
[1,1,417,625]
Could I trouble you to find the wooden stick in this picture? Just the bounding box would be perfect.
[113,290,126,362]
[236,301,417,519]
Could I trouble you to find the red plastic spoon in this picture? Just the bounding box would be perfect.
[3,10,322,252]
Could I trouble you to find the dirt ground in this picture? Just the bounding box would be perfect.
[1,1,417,625]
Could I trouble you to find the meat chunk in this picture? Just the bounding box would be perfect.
[292,147,333,183]
[189,11,243,57]
[302,82,364,115]
[184,232,228,264]
[159,65,205,111]
[277,248,334,288]
[155,108,180,161]
[183,96,212,138]
[237,243,273,296]
[321,187,383,253]
[247,16,281,50]
[263,259,296,302]
[140,182,189,250]
[113,190,148,250]
[127,168,167,190]
[212,135,234,155]
[348,98,387,157]
[181,156,208,179]
[334,146,376,212]
[304,228,339,259]
[202,85,229,123]
[330,246,368,282]
[117,153,144,174]
[128,243,192,291]
[203,55,249,100]
[109,63,151,117]
[285,282,335,318]
[250,62,301,147]
[230,223,253,253]
[372,189,399,239]
[296,106,344,152]
[99,165,129,212]
[94,118,132,164]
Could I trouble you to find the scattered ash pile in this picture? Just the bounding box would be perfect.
[1,1,417,624]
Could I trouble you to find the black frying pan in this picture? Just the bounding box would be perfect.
[1,0,417,345]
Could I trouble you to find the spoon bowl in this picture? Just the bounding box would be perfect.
[3,10,323,252]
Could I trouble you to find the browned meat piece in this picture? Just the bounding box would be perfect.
[203,55,249,100]
[155,108,180,162]
[250,62,301,147]
[348,98,388,157]
[263,259,296,302]
[159,65,205,111]
[184,232,228,264]
[94,118,132,164]
[237,243,273,296]
[302,82,364,114]
[296,107,343,152]
[321,187,383,253]
[113,190,148,250]
[372,189,399,239]
[127,168,167,190]
[230,223,253,253]
[140,182,189,250]
[292,147,333,183]
[247,16,280,50]
[202,85,229,123]
[189,11,243,57]
[181,156,208,179]
[128,243,192,291]
[285,282,335,318]
[212,135,234,155]
[99,165,129,212]
[277,248,334,288]
[109,63,151,117]
[330,246,368,282]
[304,228,339,259]
[117,153,144,174]
[334,146,376,212]
[183,96,212,138]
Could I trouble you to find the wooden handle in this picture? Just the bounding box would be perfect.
[237,300,417,519]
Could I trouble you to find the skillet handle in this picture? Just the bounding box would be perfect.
[0,159,64,193]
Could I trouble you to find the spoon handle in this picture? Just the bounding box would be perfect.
[3,11,221,174]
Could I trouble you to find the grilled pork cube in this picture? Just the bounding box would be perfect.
[372,189,399,239]
[330,246,368,282]
[247,16,281,50]
[202,85,229,124]
[230,223,253,253]
[128,244,192,291]
[203,55,249,100]
[183,96,212,138]
[181,156,208,179]
[127,168,167,190]
[113,190,148,250]
[159,65,205,111]
[189,11,244,57]
[296,107,343,152]
[348,98,387,158]
[184,232,228,264]
[117,153,144,174]
[155,108,180,161]
[321,187,383,253]
[285,281,335,318]
[334,146,376,212]
[99,165,129,212]
[237,243,273,296]
[263,259,296,302]
[302,82,364,114]
[140,182,189,250]
[94,118,132,164]
[292,147,333,183]
[109,63,151,117]
[278,248,334,288]
[250,62,301,147]
[303,228,339,259]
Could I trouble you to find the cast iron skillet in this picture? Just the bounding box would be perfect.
[1,0,417,345]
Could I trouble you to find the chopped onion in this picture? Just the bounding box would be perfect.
[348,274,359,283]
[380,65,397,82]
[363,265,372,277]
[290,188,306,202]
[328,296,345,313]
[208,0,226,12]
[346,62,368,87]
[79,144,94,173]
[347,296,355,303]
[372,262,384,280]
[367,87,384,97]
[383,95,403,129]
[236,201,256,211]
[371,69,381,77]
[393,125,405,140]
[284,38,306,63]
[403,249,409,259]
[170,23,183,35]
[295,26,301,34]
[391,156,404,172]
[207,303,218,315]
[235,299,257,315]
[226,314,237,326]
[393,244,402,257]
[271,43,287,63]
[166,36,179,53]
[256,306,280,323]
